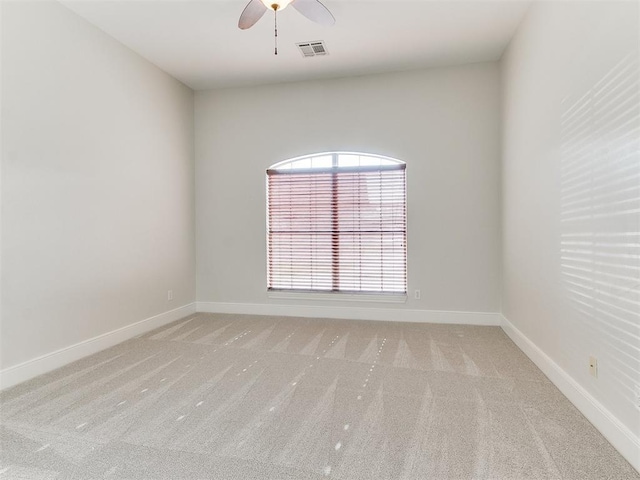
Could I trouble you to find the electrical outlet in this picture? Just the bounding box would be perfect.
[167,290,174,301]
[589,356,598,378]
[414,289,421,300]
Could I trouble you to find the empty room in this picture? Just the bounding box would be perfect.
[1,0,639,478]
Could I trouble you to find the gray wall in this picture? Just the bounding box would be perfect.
[195,63,502,315]
[1,1,196,369]
[501,0,639,463]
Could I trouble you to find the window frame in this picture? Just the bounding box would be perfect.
[266,152,408,303]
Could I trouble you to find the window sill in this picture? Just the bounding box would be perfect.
[267,291,408,304]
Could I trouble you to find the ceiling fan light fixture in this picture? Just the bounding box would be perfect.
[260,0,293,11]
[239,0,335,39]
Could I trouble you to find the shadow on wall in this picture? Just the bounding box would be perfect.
[559,52,640,411]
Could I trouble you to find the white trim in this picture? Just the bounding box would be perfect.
[0,303,196,391]
[267,291,407,303]
[501,315,640,474]
[196,301,500,325]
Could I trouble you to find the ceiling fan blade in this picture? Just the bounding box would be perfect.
[292,0,335,26]
[238,0,268,30]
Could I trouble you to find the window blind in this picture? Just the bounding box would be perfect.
[267,163,407,294]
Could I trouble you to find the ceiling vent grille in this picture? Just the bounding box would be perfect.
[296,41,328,57]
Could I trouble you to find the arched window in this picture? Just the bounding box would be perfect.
[267,152,407,295]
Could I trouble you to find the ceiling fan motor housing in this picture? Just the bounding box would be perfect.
[261,0,293,11]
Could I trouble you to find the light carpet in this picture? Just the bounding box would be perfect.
[1,313,638,479]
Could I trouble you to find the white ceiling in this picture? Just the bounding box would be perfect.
[61,0,532,90]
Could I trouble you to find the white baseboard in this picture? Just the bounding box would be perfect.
[501,315,640,474]
[196,301,501,326]
[0,303,196,390]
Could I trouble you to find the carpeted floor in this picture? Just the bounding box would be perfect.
[1,313,638,479]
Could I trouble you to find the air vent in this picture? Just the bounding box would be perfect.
[296,41,328,57]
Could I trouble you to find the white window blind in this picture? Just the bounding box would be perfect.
[267,153,407,294]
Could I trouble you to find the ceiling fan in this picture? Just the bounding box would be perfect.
[238,0,335,55]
